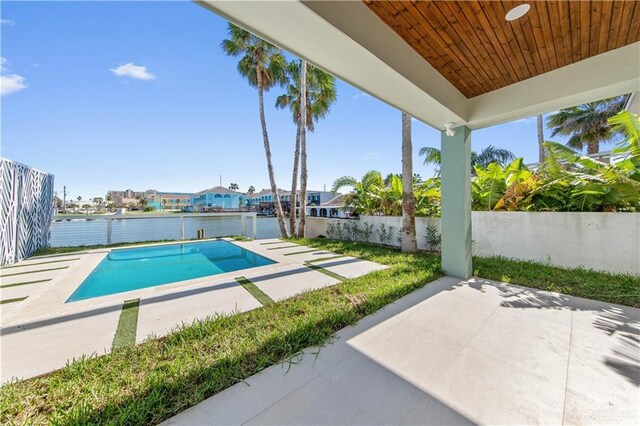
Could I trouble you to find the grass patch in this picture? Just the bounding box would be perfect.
[306,255,347,263]
[0,296,27,305]
[266,245,301,251]
[0,279,52,289]
[474,256,640,307]
[304,262,347,282]
[111,299,140,350]
[0,258,80,270]
[283,249,320,256]
[259,241,284,245]
[235,276,274,305]
[230,236,252,242]
[0,240,442,425]
[0,266,68,278]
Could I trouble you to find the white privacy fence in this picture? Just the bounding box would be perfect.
[0,158,55,265]
[306,213,640,276]
[50,213,260,247]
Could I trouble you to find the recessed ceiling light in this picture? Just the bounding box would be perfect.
[505,4,530,21]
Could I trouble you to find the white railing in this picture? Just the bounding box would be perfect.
[51,212,259,247]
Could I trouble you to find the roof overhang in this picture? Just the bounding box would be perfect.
[196,0,640,131]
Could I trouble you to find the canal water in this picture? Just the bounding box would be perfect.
[50,216,283,247]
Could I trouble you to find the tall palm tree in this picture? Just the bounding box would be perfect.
[229,182,239,191]
[537,115,545,163]
[401,112,417,252]
[419,145,515,175]
[221,23,289,237]
[276,60,336,236]
[546,96,626,154]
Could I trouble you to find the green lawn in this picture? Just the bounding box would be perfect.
[1,239,637,425]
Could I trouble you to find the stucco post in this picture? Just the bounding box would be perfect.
[440,126,472,278]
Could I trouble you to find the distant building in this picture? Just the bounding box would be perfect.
[106,189,194,210]
[247,189,336,215]
[106,189,146,206]
[192,186,246,212]
[146,190,193,211]
[307,194,352,219]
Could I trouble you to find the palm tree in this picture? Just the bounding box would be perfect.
[229,182,239,191]
[546,96,626,154]
[222,23,289,237]
[419,145,516,176]
[401,112,417,252]
[537,115,545,163]
[276,60,336,237]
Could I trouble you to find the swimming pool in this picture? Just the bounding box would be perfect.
[66,240,275,302]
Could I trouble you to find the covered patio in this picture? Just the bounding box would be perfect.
[197,0,639,278]
[166,276,639,425]
[176,0,640,423]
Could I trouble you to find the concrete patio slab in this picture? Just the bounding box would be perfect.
[312,256,388,279]
[1,301,121,382]
[166,276,640,425]
[0,269,67,286]
[136,280,263,343]
[0,281,49,300]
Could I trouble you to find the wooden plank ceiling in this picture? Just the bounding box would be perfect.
[362,1,640,98]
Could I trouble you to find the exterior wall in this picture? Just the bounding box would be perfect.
[306,212,640,276]
[0,158,55,265]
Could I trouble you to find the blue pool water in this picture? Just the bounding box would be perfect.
[66,240,275,302]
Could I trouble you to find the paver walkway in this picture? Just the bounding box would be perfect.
[165,276,640,425]
[0,239,386,382]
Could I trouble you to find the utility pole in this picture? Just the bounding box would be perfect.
[219,174,222,187]
[63,185,68,213]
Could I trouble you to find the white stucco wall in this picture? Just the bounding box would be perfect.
[306,212,640,275]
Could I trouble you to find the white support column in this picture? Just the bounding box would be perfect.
[180,216,185,240]
[240,214,246,237]
[440,125,472,279]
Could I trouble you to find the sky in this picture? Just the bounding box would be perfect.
[2,0,560,200]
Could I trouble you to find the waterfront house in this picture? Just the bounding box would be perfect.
[192,186,246,212]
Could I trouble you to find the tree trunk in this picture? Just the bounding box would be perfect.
[587,140,599,155]
[537,114,545,163]
[297,61,308,238]
[257,70,288,238]
[289,124,301,236]
[401,112,417,252]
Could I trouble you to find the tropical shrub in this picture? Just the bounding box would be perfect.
[333,111,639,214]
[425,223,441,252]
[360,222,374,242]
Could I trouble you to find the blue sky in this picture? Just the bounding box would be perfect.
[2,1,554,200]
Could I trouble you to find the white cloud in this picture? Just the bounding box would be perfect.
[0,57,28,96]
[1,74,28,96]
[110,63,155,81]
[352,91,371,100]
[1,19,15,26]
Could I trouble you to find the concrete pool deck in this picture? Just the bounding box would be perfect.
[165,276,640,425]
[0,239,387,382]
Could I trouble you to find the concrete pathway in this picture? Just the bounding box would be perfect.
[165,277,640,426]
[0,239,386,382]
